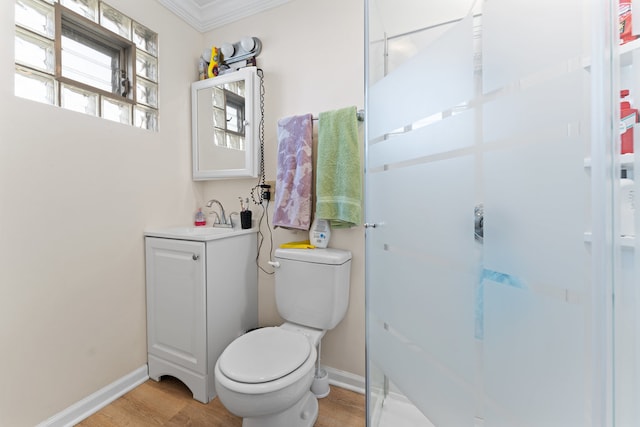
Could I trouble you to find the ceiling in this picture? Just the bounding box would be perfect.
[156,0,293,33]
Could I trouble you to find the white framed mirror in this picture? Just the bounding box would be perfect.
[191,67,259,180]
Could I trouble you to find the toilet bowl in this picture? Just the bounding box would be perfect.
[214,325,322,427]
[213,248,352,427]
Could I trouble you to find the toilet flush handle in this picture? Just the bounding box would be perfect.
[268,261,280,268]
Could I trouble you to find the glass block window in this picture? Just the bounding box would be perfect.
[136,49,157,82]
[99,3,131,39]
[102,96,131,124]
[136,78,158,108]
[132,21,157,57]
[15,0,55,38]
[15,66,56,105]
[15,27,55,73]
[14,0,159,131]
[134,105,158,131]
[59,0,98,22]
[61,83,98,116]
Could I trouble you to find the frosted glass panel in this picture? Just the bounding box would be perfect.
[369,157,475,261]
[483,138,587,292]
[483,0,583,92]
[483,283,586,427]
[370,318,475,426]
[367,150,477,425]
[368,110,475,170]
[483,71,588,291]
[481,8,591,421]
[369,245,477,383]
[483,71,588,143]
[369,15,474,139]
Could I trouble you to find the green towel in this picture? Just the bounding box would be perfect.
[316,106,362,228]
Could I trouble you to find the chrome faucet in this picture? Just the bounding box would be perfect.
[206,199,232,228]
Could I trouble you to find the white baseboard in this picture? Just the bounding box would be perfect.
[324,365,365,395]
[37,365,149,427]
[36,364,360,426]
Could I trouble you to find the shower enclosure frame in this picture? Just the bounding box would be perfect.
[363,0,628,425]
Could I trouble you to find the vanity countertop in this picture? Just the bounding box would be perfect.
[144,225,257,241]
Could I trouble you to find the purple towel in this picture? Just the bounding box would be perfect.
[273,114,313,230]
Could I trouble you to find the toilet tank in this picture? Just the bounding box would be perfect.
[274,248,352,330]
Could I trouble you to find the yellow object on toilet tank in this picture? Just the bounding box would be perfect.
[279,240,316,249]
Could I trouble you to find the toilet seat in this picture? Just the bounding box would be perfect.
[218,327,311,384]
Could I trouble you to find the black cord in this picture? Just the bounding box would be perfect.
[251,68,267,205]
[256,199,274,275]
[249,68,274,275]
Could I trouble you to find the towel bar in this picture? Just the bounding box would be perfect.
[312,109,365,122]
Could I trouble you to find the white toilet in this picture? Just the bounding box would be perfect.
[214,247,352,427]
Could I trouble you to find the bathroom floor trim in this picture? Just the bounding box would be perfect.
[325,366,365,395]
[36,365,149,427]
[37,364,362,426]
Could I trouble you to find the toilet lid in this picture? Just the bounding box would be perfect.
[219,327,311,384]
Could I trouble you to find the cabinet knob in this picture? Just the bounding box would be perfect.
[192,254,199,261]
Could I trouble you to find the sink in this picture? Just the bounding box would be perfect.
[164,226,233,236]
[144,225,254,241]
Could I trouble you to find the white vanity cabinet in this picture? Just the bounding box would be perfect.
[144,229,258,403]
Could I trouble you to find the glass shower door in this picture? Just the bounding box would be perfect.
[365,0,619,426]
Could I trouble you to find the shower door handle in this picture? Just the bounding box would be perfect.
[364,222,381,228]
[475,204,484,243]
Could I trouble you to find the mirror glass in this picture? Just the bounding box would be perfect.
[191,67,258,179]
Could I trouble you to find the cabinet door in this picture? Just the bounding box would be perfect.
[145,237,206,375]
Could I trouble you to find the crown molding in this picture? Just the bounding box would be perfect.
[157,0,292,32]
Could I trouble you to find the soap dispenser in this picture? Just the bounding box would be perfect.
[194,208,206,227]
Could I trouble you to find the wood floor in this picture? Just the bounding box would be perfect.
[77,376,365,426]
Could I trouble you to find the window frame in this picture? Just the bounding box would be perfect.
[54,3,136,106]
